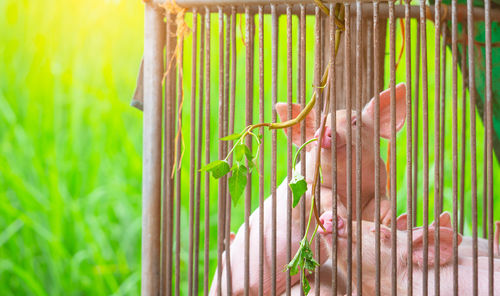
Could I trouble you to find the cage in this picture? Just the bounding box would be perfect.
[134,0,499,295]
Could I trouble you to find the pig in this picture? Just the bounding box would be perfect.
[319,210,500,296]
[209,83,408,296]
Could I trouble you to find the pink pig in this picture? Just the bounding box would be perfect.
[209,83,407,296]
[319,211,500,295]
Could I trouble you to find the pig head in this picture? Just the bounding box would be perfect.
[276,83,407,223]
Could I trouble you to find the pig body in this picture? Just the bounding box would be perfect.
[319,211,500,296]
[209,84,408,295]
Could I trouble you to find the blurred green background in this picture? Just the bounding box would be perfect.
[0,0,498,295]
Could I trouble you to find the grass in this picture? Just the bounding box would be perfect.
[0,0,498,295]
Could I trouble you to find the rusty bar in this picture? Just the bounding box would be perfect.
[258,6,265,296]
[188,9,197,296]
[194,11,205,296]
[439,25,447,215]
[420,0,430,292]
[174,30,184,296]
[485,0,494,292]
[467,0,479,293]
[216,8,225,296]
[271,5,278,295]
[203,7,211,296]
[344,4,353,296]
[329,5,338,296]
[142,4,164,296]
[244,7,254,296]
[355,2,363,295]
[413,17,420,228]
[451,0,459,294]
[459,25,467,235]
[388,1,397,295]
[299,7,307,292]
[366,16,373,99]
[313,6,321,296]
[433,0,441,294]
[162,11,176,296]
[224,7,234,295]
[286,6,293,296]
[404,0,413,295]
[372,2,381,296]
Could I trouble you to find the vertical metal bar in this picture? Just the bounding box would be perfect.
[467,0,479,293]
[420,0,430,292]
[451,0,459,294]
[174,31,184,296]
[258,6,265,296]
[404,1,413,295]
[433,0,442,294]
[216,8,225,296]
[188,9,198,296]
[484,0,494,293]
[388,1,397,295]
[203,8,211,296]
[271,5,278,295]
[459,26,467,235]
[224,7,234,295]
[194,12,205,296]
[313,6,321,296]
[344,4,352,296]
[142,4,164,296]
[440,25,447,215]
[366,15,373,99]
[413,17,420,228]
[163,11,176,296]
[329,5,337,296]
[244,8,254,296]
[286,6,293,296]
[355,2,363,295]
[372,2,381,296]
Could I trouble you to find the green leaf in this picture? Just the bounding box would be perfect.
[229,164,247,205]
[289,173,308,208]
[200,160,230,179]
[302,273,311,295]
[234,143,252,163]
[221,133,241,141]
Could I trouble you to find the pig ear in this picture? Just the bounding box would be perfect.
[275,103,317,149]
[411,226,462,267]
[362,83,407,139]
[396,213,408,231]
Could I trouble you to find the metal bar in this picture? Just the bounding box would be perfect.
[485,0,494,293]
[174,30,184,296]
[194,12,205,296]
[433,0,442,294]
[366,15,373,99]
[271,5,278,295]
[440,25,447,215]
[344,4,353,296]
[244,8,254,296]
[420,0,430,292]
[459,25,467,235]
[413,17,420,228]
[372,2,381,296]
[258,6,265,296]
[216,8,225,296]
[355,2,363,295]
[467,0,479,292]
[404,1,413,295]
[142,4,164,296]
[203,8,211,296]
[188,9,197,296]
[329,5,338,296]
[451,0,459,294]
[286,6,293,296]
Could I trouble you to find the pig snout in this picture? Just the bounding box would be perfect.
[318,211,345,237]
[314,126,333,149]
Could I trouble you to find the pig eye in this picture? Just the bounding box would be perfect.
[351,118,357,126]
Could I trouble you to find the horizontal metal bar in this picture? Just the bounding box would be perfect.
[153,1,500,22]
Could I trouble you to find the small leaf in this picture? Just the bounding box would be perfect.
[200,160,230,179]
[229,164,247,205]
[221,133,241,141]
[289,173,308,208]
[302,273,311,295]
